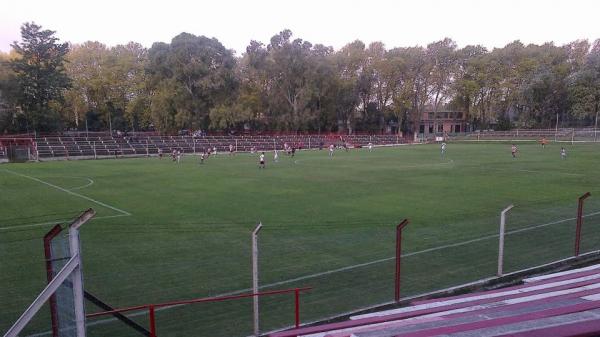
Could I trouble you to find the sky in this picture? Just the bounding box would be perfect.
[1,0,600,55]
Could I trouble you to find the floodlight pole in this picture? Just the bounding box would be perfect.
[595,109,598,142]
[252,222,263,337]
[395,219,409,302]
[575,192,591,256]
[497,204,514,277]
[555,113,559,142]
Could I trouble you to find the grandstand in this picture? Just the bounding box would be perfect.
[28,133,406,160]
[270,264,600,337]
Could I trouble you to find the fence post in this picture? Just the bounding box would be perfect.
[575,192,591,256]
[252,222,263,337]
[294,288,300,328]
[69,209,95,337]
[497,204,514,277]
[395,219,409,302]
[149,305,156,337]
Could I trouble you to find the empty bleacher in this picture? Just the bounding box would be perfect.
[270,264,600,337]
[29,134,408,160]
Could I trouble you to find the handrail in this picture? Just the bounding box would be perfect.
[87,287,311,336]
[87,287,311,317]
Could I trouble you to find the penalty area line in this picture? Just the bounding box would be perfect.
[2,169,131,216]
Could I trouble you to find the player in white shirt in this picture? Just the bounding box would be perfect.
[441,142,447,156]
[259,152,266,169]
[176,150,182,163]
[368,142,373,152]
[213,146,217,155]
[274,149,279,162]
[229,144,234,155]
[329,144,334,157]
[560,147,567,160]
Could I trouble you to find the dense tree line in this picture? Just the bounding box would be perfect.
[1,23,599,134]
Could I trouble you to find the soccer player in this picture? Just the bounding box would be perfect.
[291,146,296,157]
[200,152,205,164]
[158,148,163,159]
[541,137,548,149]
[229,144,234,155]
[274,149,279,162]
[213,146,217,155]
[259,152,266,169]
[511,144,518,158]
[329,144,334,157]
[368,142,373,152]
[441,142,447,156]
[172,149,177,162]
[176,150,182,163]
[560,147,567,160]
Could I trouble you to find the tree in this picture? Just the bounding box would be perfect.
[569,39,600,130]
[146,33,237,132]
[427,38,457,134]
[9,22,70,131]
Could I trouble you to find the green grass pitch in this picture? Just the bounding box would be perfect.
[2,142,600,336]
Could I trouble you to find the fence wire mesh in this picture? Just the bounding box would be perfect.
[2,196,600,337]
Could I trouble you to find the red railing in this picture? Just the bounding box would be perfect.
[86,287,311,336]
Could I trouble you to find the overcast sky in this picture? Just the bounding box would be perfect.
[1,0,599,55]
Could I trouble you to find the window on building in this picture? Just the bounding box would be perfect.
[455,124,461,133]
[438,124,443,133]
[419,125,425,134]
[428,125,433,134]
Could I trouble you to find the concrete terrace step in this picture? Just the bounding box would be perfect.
[269,264,600,337]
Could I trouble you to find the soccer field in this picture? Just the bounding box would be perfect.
[2,142,600,336]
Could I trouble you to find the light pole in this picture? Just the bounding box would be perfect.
[594,108,598,142]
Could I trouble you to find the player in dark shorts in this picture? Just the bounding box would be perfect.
[291,147,296,157]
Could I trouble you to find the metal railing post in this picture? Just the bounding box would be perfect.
[497,204,514,277]
[575,192,591,256]
[252,223,263,337]
[149,305,157,337]
[294,288,300,328]
[395,219,409,302]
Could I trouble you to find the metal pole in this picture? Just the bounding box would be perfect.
[294,288,300,328]
[595,109,598,142]
[575,192,591,256]
[395,219,409,302]
[252,222,263,337]
[236,139,238,153]
[497,204,514,277]
[149,305,156,337]
[69,209,95,337]
[555,113,559,142]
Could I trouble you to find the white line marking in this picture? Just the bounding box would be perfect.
[69,177,95,190]
[0,214,130,231]
[2,169,130,216]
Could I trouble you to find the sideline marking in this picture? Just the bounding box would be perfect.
[2,169,131,216]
